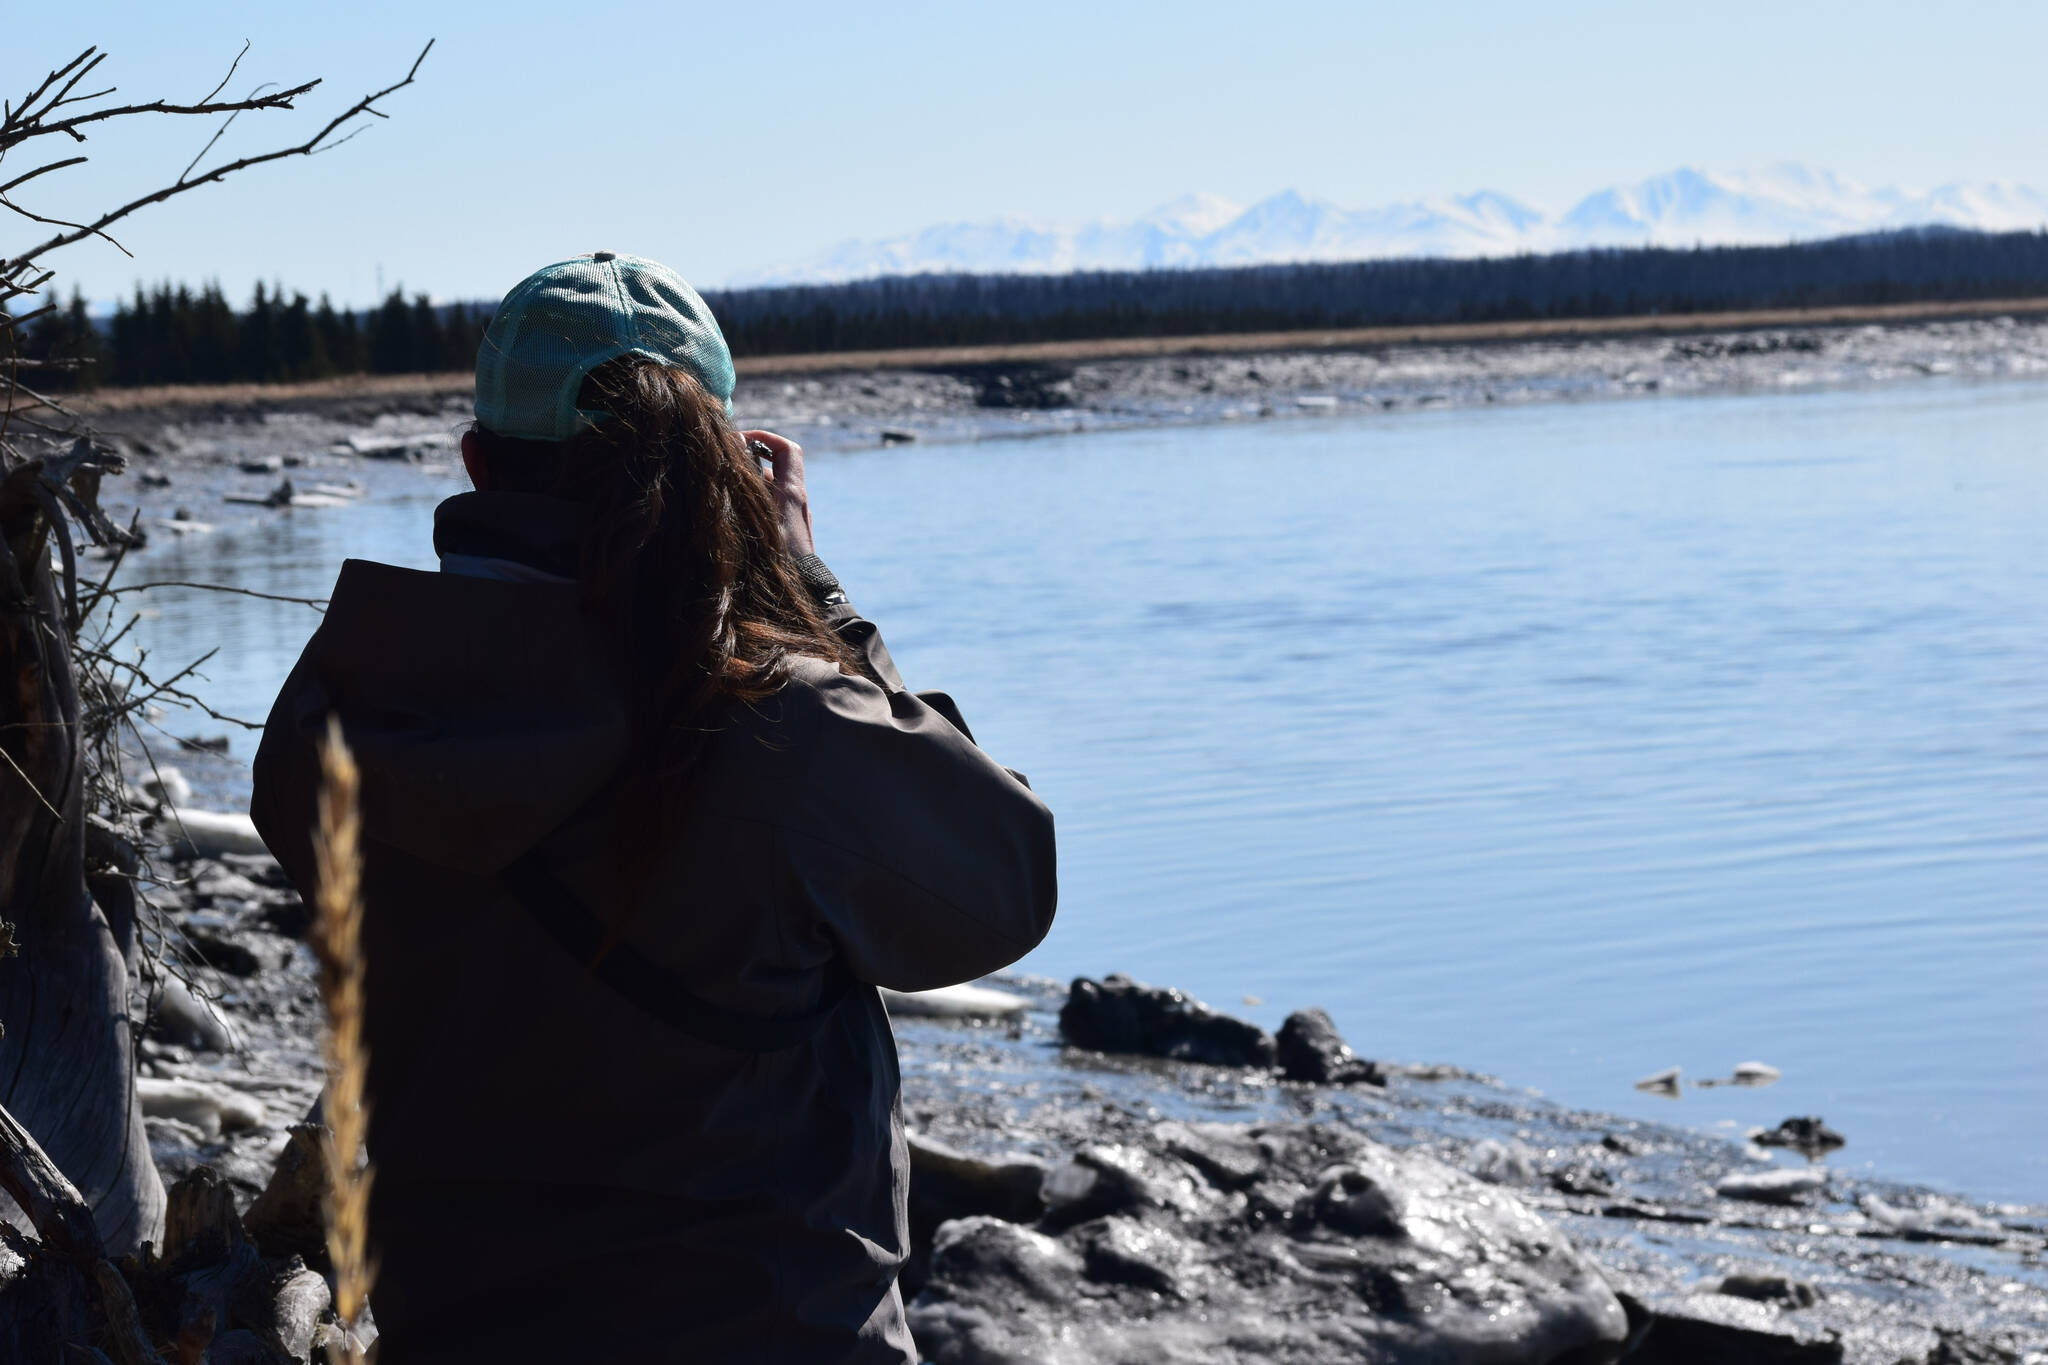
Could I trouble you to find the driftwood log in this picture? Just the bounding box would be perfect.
[0,455,164,1255]
[0,1102,340,1363]
[0,1099,162,1363]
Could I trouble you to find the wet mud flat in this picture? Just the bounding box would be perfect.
[132,833,2048,1364]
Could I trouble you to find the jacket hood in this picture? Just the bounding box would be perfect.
[256,497,630,876]
[433,490,584,579]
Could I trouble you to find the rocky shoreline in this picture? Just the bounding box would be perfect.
[124,809,2047,1365]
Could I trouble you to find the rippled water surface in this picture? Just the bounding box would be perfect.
[117,380,2048,1200]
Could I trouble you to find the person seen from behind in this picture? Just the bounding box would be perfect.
[251,252,1059,1362]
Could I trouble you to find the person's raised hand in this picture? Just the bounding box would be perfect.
[742,429,815,558]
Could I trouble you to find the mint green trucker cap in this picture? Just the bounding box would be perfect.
[474,251,734,441]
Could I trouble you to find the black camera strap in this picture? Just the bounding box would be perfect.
[501,848,851,1054]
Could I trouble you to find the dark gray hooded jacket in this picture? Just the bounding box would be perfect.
[251,491,1057,1363]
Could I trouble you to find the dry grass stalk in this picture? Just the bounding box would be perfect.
[314,715,373,1364]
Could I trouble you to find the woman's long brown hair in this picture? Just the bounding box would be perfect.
[475,355,854,729]
[470,356,856,931]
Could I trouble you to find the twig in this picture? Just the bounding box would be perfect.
[178,81,275,185]
[100,580,329,610]
[0,737,63,820]
[196,40,251,106]
[74,510,139,623]
[0,192,131,256]
[0,156,87,196]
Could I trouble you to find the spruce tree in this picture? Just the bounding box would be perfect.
[194,282,237,383]
[315,294,362,376]
[369,288,412,373]
[279,291,329,379]
[64,289,102,391]
[108,290,143,386]
[237,281,280,382]
[409,292,442,373]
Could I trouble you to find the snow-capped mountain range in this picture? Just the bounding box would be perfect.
[732,166,2048,286]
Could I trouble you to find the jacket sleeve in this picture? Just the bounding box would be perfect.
[249,654,333,903]
[774,607,1057,993]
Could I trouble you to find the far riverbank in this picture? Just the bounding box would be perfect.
[61,299,2048,464]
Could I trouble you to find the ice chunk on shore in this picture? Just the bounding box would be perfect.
[162,808,267,858]
[138,1077,265,1139]
[881,983,1029,1019]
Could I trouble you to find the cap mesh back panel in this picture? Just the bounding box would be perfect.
[475,254,735,441]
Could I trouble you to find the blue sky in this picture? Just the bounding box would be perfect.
[12,1,2048,307]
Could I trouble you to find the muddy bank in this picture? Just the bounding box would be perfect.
[123,813,2048,1364]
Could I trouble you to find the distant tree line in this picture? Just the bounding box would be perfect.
[4,284,490,390]
[9,227,2048,387]
[702,226,2048,356]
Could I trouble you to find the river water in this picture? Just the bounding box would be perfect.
[112,378,2048,1202]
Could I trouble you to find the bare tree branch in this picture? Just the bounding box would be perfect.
[1,80,320,154]
[2,50,99,131]
[0,302,58,332]
[2,40,431,271]
[1,50,104,138]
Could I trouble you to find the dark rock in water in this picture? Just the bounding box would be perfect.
[1276,1007,1386,1085]
[1039,1143,1198,1231]
[185,928,261,978]
[909,1133,1047,1226]
[934,1217,1083,1302]
[1549,1163,1616,1197]
[1621,1289,1845,1363]
[238,455,283,474]
[260,893,313,939]
[218,852,292,889]
[1754,1116,1846,1158]
[1718,1273,1823,1309]
[910,1121,1629,1364]
[907,1220,1083,1365]
[1636,1065,1684,1097]
[1921,1328,2026,1364]
[1154,1119,1265,1190]
[879,428,918,444]
[193,865,265,905]
[941,362,1078,410]
[904,1133,1048,1295]
[1059,973,1277,1068]
[1306,1160,1406,1237]
[1074,1214,1196,1296]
